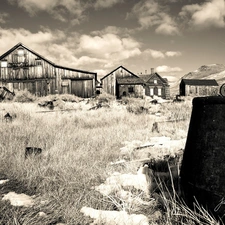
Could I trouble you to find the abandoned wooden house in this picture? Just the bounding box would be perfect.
[140,69,170,99]
[0,43,97,98]
[100,66,145,99]
[179,79,219,96]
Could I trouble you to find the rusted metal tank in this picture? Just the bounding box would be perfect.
[180,96,225,220]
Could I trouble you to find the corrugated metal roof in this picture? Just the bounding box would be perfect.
[116,77,144,85]
[182,79,218,86]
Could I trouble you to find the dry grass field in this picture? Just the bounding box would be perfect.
[0,92,220,225]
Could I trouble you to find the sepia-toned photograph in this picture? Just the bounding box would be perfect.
[0,0,225,224]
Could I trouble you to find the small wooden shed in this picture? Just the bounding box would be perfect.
[0,43,97,98]
[101,65,145,99]
[180,79,219,96]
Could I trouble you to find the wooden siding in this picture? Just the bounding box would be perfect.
[146,74,165,85]
[179,79,219,96]
[144,73,170,99]
[117,84,144,98]
[0,48,55,80]
[0,44,96,98]
[102,66,137,96]
[181,84,218,96]
[71,79,94,98]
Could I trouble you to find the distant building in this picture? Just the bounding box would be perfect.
[140,69,170,99]
[179,79,219,96]
[101,65,145,99]
[0,43,97,98]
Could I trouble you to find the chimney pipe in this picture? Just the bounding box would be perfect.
[151,68,154,74]
[145,70,147,74]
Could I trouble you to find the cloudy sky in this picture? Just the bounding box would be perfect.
[0,0,224,82]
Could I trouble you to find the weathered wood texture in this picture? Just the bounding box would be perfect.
[0,43,96,98]
[179,79,218,96]
[101,66,139,96]
[117,84,144,98]
[143,73,170,99]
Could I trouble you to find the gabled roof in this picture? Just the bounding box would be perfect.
[100,65,139,80]
[181,79,218,86]
[0,43,97,76]
[116,77,144,85]
[139,73,168,84]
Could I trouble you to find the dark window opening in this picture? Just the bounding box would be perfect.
[128,87,134,93]
[35,58,42,66]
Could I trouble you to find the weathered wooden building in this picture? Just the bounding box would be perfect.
[179,79,219,96]
[140,70,170,99]
[101,66,145,98]
[0,43,97,98]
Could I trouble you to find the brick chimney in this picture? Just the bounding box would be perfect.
[151,68,154,74]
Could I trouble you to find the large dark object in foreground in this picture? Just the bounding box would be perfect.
[180,96,225,221]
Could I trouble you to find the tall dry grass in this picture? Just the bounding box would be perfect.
[0,94,219,224]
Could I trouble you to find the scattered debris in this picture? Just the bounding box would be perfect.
[120,137,185,161]
[95,164,152,197]
[38,211,47,217]
[81,206,149,225]
[110,158,151,165]
[110,159,126,165]
[173,95,185,103]
[4,113,13,122]
[25,147,42,159]
[0,179,9,185]
[111,189,153,209]
[0,86,15,101]
[2,191,35,207]
[89,102,110,110]
[38,100,55,110]
[152,122,159,133]
[149,96,172,104]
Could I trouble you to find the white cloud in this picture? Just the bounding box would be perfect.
[0,26,143,73]
[8,0,86,22]
[155,23,180,36]
[8,0,124,23]
[129,0,160,28]
[165,51,182,57]
[94,69,108,77]
[79,34,123,56]
[0,13,8,24]
[162,75,179,82]
[94,0,122,9]
[148,49,165,59]
[144,49,181,59]
[180,0,225,29]
[75,56,106,67]
[0,27,64,50]
[0,26,80,68]
[156,65,182,73]
[129,0,180,35]
[78,33,141,63]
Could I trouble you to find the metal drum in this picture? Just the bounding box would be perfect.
[180,96,225,220]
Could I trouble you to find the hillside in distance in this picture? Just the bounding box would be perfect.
[170,64,225,95]
[182,64,225,85]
